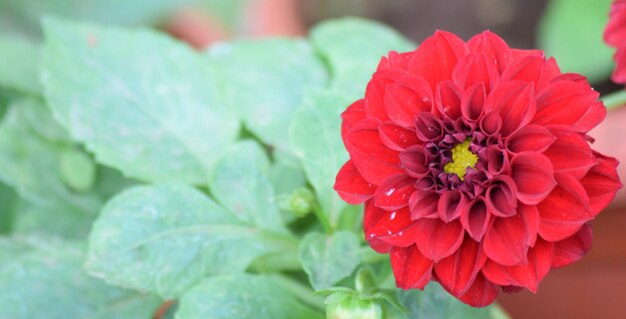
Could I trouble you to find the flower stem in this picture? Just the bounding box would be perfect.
[312,202,333,234]
[248,251,301,273]
[601,90,626,110]
[272,274,327,312]
[359,246,387,264]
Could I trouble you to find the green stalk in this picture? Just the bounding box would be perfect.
[248,251,301,273]
[272,274,327,312]
[601,90,626,110]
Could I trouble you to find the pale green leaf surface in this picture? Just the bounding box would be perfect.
[538,0,614,83]
[176,274,323,319]
[0,103,101,214]
[10,199,95,239]
[290,90,350,228]
[209,140,285,232]
[310,17,415,101]
[42,18,239,184]
[0,36,42,95]
[0,236,161,319]
[298,231,361,291]
[207,38,327,150]
[393,282,507,319]
[85,184,293,298]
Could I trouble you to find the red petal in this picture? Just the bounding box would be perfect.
[519,204,540,247]
[374,175,414,210]
[460,198,492,241]
[453,53,500,92]
[384,80,433,128]
[408,188,439,219]
[533,80,600,129]
[482,239,554,293]
[400,145,431,178]
[485,175,518,218]
[604,0,626,47]
[581,153,622,214]
[341,99,366,136]
[435,80,463,119]
[510,152,557,205]
[437,190,467,222]
[457,273,499,307]
[467,31,512,74]
[364,73,393,121]
[479,111,502,136]
[409,30,468,90]
[460,83,486,122]
[538,173,592,242]
[543,128,596,179]
[501,56,558,92]
[391,245,434,290]
[484,145,509,177]
[507,125,555,153]
[485,81,536,137]
[334,160,376,205]
[552,224,593,269]
[414,112,444,142]
[414,219,464,262]
[379,123,420,151]
[344,120,403,184]
[364,203,418,249]
[483,214,529,266]
[612,45,626,84]
[572,100,606,133]
[435,237,486,296]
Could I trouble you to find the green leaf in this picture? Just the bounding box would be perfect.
[538,0,614,83]
[299,231,361,291]
[0,36,42,95]
[10,199,95,239]
[176,274,324,319]
[85,184,296,298]
[0,102,101,214]
[310,17,415,101]
[268,150,307,223]
[290,90,351,228]
[0,236,161,319]
[14,96,69,142]
[42,17,239,185]
[0,182,18,233]
[209,141,286,233]
[207,38,327,150]
[393,282,507,319]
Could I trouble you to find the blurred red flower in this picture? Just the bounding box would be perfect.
[334,30,622,307]
[605,0,626,84]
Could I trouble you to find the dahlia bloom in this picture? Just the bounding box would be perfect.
[605,0,626,84]
[334,30,622,307]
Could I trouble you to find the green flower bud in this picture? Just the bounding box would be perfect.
[326,293,383,319]
[289,187,315,217]
[58,147,96,192]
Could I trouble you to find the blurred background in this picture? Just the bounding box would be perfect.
[1,0,625,318]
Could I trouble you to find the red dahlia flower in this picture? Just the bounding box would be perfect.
[605,0,626,84]
[334,30,622,307]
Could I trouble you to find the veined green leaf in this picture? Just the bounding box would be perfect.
[85,184,296,298]
[299,231,361,291]
[176,274,323,319]
[289,90,350,228]
[0,236,161,319]
[207,38,327,150]
[209,140,286,233]
[310,17,415,101]
[42,17,239,185]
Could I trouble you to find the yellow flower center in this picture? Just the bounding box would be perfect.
[443,139,478,181]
